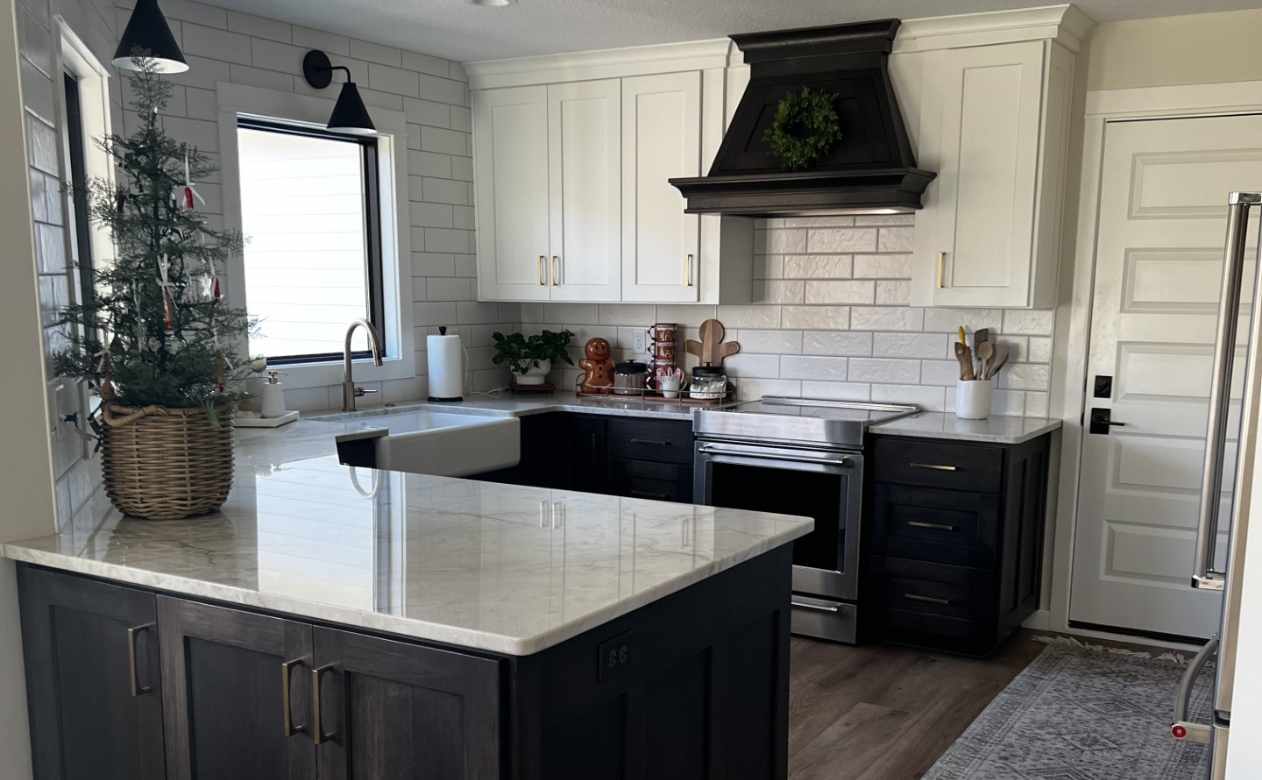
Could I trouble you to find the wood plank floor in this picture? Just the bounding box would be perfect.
[788,632,1045,780]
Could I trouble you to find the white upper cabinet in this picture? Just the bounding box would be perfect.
[621,72,702,303]
[473,85,552,301]
[548,80,622,301]
[908,39,1075,309]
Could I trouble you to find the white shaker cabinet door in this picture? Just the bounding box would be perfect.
[620,72,702,303]
[547,79,622,301]
[914,41,1045,308]
[473,85,552,301]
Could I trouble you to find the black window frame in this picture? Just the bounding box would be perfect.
[236,117,386,365]
[63,73,95,316]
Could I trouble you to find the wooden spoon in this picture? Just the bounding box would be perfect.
[954,341,975,380]
[975,341,995,379]
[985,343,1009,379]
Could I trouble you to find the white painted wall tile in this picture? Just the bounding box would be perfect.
[717,304,781,328]
[804,280,874,305]
[877,226,914,252]
[871,383,946,411]
[783,254,852,278]
[875,280,910,305]
[849,358,920,384]
[800,381,870,400]
[782,306,848,329]
[1003,309,1056,336]
[853,254,911,279]
[923,307,1005,333]
[755,228,806,254]
[807,227,877,253]
[874,332,947,359]
[753,279,805,304]
[803,330,871,356]
[734,378,801,400]
[850,306,923,331]
[738,329,803,354]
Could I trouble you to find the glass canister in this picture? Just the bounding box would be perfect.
[689,366,728,400]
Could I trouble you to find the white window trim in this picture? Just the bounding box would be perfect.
[54,17,114,457]
[215,82,415,390]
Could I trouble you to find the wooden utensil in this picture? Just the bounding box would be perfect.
[985,343,1009,379]
[973,327,990,355]
[975,340,995,379]
[719,341,741,362]
[954,341,975,380]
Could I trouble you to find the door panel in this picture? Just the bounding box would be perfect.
[473,85,551,300]
[157,597,316,780]
[621,71,701,303]
[1071,113,1262,638]
[18,567,166,780]
[548,79,621,301]
[313,626,501,779]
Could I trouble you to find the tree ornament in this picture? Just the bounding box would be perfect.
[762,87,843,171]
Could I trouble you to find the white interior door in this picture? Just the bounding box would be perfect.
[1071,113,1262,639]
[473,85,551,301]
[620,71,701,303]
[547,80,621,301]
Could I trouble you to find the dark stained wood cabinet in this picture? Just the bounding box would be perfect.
[156,597,316,780]
[18,566,166,780]
[866,433,1052,656]
[18,545,792,780]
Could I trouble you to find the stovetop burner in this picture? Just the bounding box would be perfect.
[693,397,919,448]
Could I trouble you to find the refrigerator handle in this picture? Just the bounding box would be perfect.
[1193,192,1261,591]
[1172,637,1217,745]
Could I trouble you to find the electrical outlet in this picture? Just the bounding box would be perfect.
[632,330,646,355]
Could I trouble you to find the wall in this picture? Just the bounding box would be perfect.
[109,0,515,411]
[1087,8,1262,91]
[3,0,61,773]
[523,214,1056,413]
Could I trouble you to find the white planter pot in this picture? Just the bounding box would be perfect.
[513,359,551,386]
[955,379,992,420]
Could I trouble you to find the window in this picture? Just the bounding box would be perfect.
[63,73,95,312]
[236,119,384,364]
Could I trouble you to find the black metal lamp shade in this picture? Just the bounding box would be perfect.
[113,0,188,74]
[302,50,376,136]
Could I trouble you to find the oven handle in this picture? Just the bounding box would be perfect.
[696,443,853,468]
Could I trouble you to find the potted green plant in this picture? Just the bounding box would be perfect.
[491,329,575,386]
[53,61,256,521]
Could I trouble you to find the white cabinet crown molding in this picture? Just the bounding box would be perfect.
[465,38,733,90]
[894,3,1094,54]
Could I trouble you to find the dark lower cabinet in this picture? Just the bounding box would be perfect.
[866,433,1052,656]
[312,626,501,779]
[474,412,695,503]
[18,566,166,780]
[19,547,791,780]
[157,597,316,780]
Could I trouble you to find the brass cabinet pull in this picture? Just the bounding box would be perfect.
[909,462,958,472]
[936,251,946,288]
[685,254,695,287]
[538,255,547,286]
[312,663,339,745]
[552,255,560,286]
[905,593,952,606]
[281,657,309,737]
[127,622,156,697]
[908,520,956,532]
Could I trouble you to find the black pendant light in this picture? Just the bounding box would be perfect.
[302,50,376,136]
[113,0,188,73]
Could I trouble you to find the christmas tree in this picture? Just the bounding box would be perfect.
[54,59,255,415]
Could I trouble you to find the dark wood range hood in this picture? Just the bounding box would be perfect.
[670,20,935,217]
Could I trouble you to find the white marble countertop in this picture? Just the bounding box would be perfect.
[3,409,810,656]
[869,412,1062,444]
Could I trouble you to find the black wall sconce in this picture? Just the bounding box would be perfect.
[302,50,376,136]
[114,0,188,73]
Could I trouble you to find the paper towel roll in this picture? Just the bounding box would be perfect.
[427,329,464,401]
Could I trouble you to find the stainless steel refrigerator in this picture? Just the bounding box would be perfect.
[1172,192,1262,777]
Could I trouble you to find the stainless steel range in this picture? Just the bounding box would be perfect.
[693,397,918,643]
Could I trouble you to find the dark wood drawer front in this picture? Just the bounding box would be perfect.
[872,437,1003,493]
[883,610,994,654]
[610,458,692,502]
[871,484,1001,569]
[607,418,693,464]
[876,557,995,621]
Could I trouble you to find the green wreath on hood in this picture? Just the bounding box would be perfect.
[762,87,843,171]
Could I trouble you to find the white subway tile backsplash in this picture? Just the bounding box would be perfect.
[849,358,920,384]
[804,280,874,305]
[920,360,962,386]
[738,329,803,354]
[733,378,801,401]
[999,363,1051,391]
[718,305,781,328]
[850,306,923,331]
[755,228,806,254]
[875,280,910,305]
[874,332,948,359]
[781,355,847,381]
[871,383,946,411]
[782,306,848,330]
[853,254,911,279]
[1027,336,1052,363]
[1003,309,1056,336]
[807,227,877,253]
[783,254,852,279]
[922,308,1005,333]
[877,226,914,252]
[723,354,782,378]
[754,280,805,304]
[1025,391,1049,417]
[800,381,870,400]
[803,330,872,356]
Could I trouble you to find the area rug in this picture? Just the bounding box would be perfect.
[923,637,1214,779]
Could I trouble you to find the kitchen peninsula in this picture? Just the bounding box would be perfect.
[4,413,811,780]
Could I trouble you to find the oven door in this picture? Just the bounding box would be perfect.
[693,440,863,601]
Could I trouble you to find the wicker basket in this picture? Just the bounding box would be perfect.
[100,403,235,521]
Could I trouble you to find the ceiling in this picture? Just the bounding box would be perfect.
[204,0,1262,63]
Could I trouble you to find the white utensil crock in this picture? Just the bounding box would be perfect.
[955,379,992,420]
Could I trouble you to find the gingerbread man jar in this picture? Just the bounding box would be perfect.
[579,337,615,394]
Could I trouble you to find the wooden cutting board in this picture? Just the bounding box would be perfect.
[685,319,741,367]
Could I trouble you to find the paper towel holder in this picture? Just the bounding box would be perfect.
[427,325,464,402]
